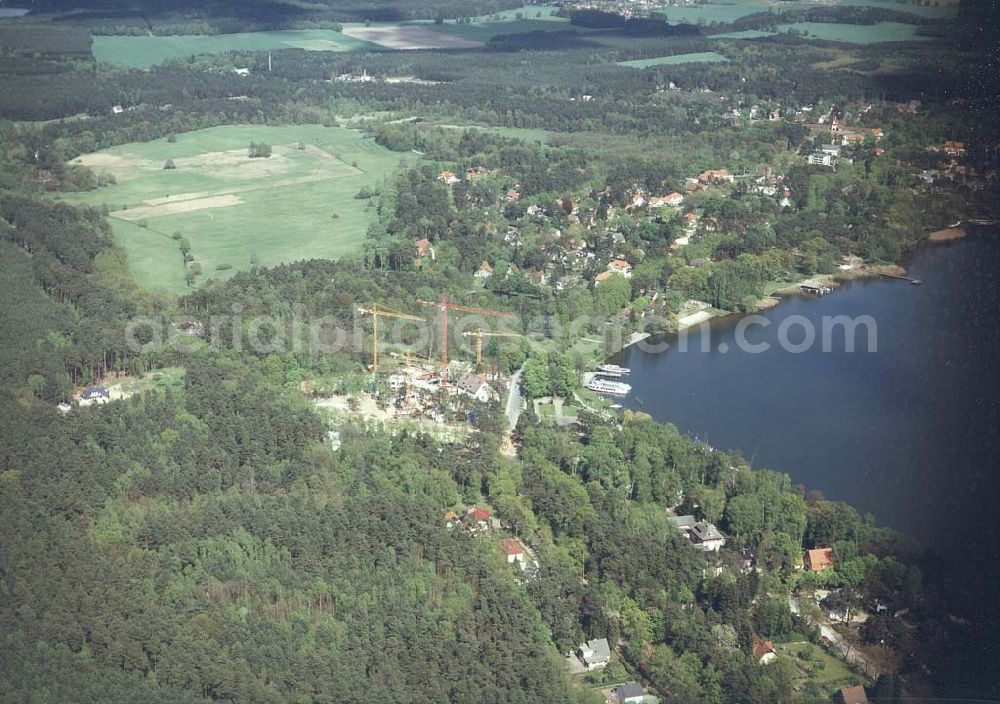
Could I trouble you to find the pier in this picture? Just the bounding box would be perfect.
[877,272,923,285]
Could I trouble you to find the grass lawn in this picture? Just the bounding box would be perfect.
[61,124,410,293]
[114,367,186,397]
[774,642,864,692]
[775,21,934,43]
[618,51,729,68]
[92,29,378,68]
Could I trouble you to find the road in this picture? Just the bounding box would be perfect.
[500,367,525,457]
[505,366,524,430]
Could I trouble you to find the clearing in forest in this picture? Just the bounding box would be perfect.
[63,124,410,293]
[617,51,729,68]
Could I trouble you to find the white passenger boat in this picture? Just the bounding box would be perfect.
[586,378,632,395]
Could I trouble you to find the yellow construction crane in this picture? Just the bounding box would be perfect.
[356,304,426,373]
[462,328,523,369]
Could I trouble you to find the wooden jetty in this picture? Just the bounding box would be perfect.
[877,272,923,285]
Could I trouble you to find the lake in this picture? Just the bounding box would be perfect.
[616,229,1000,662]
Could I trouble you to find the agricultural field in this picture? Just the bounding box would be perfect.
[656,0,957,24]
[708,29,777,40]
[340,24,483,49]
[62,124,410,293]
[91,29,379,68]
[618,51,729,68]
[775,21,935,43]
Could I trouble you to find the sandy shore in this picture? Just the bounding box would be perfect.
[927,227,967,242]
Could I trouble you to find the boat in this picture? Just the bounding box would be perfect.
[586,378,632,395]
[596,363,631,375]
[594,369,623,378]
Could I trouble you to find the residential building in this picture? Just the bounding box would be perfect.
[578,637,611,670]
[690,520,726,552]
[838,684,869,704]
[79,386,110,406]
[821,144,842,156]
[437,170,460,185]
[614,682,644,704]
[594,270,617,286]
[805,547,834,571]
[943,140,966,156]
[500,537,526,564]
[698,168,734,184]
[465,506,493,533]
[475,261,494,279]
[456,372,493,403]
[668,514,698,534]
[808,153,835,167]
[607,259,633,278]
[752,637,777,664]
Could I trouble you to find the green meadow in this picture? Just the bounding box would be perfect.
[656,0,956,24]
[63,124,409,293]
[618,51,729,69]
[91,29,378,68]
[776,21,934,43]
[425,5,569,42]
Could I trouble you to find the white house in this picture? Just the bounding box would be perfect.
[690,520,726,552]
[456,372,492,402]
[474,261,494,279]
[578,638,611,670]
[500,537,525,564]
[78,386,110,407]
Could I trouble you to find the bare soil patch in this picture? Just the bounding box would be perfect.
[342,25,482,50]
[112,194,243,220]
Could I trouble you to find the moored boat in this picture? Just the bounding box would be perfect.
[586,378,632,395]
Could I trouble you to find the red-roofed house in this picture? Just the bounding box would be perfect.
[608,259,633,278]
[466,506,494,533]
[838,684,869,704]
[438,170,460,185]
[805,547,834,572]
[944,140,966,156]
[698,169,734,184]
[500,538,525,564]
[751,637,776,664]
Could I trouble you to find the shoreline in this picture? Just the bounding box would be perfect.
[603,220,992,362]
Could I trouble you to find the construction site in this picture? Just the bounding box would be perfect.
[310,295,525,436]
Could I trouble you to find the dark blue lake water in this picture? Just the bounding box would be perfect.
[617,230,1000,674]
